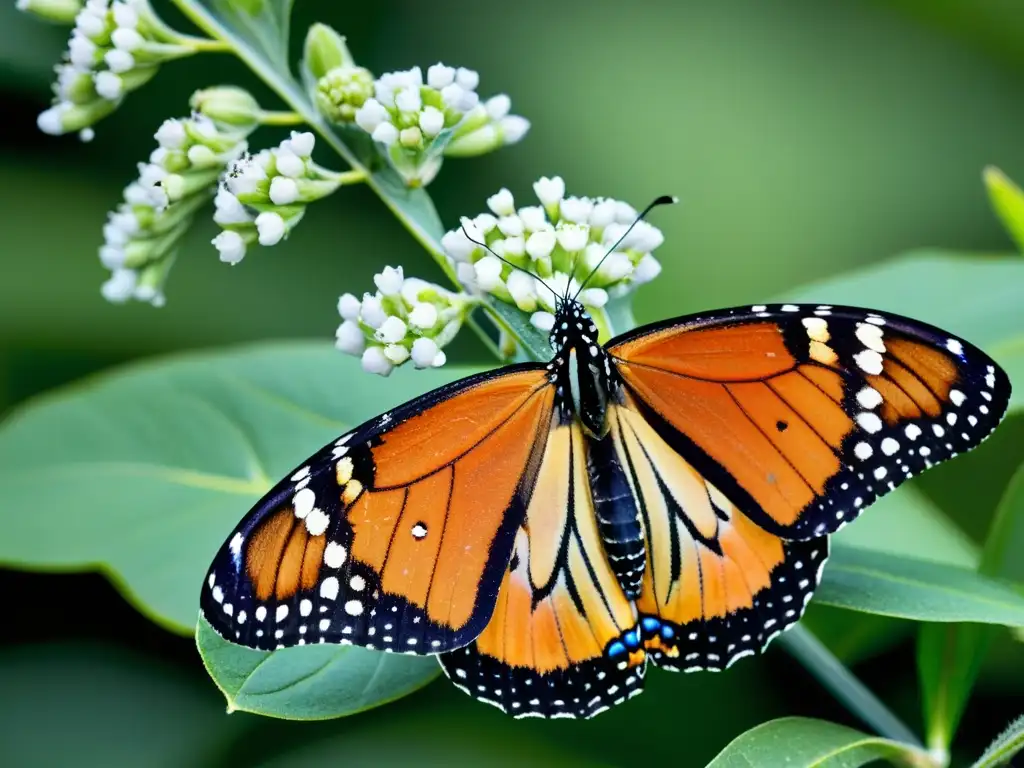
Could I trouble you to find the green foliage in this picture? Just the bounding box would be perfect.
[971,715,1024,768]
[918,465,1024,752]
[0,343,474,632]
[705,717,932,767]
[984,167,1024,255]
[197,616,439,719]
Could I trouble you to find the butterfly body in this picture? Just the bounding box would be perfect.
[201,301,1010,719]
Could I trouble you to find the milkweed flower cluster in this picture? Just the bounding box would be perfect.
[440,176,664,332]
[37,0,197,139]
[211,131,348,265]
[335,266,471,376]
[353,64,529,187]
[100,108,252,304]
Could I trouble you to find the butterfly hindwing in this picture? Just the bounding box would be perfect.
[439,420,646,719]
[609,303,1011,540]
[200,365,555,653]
[603,400,829,670]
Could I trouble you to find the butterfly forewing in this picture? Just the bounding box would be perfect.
[609,303,1011,541]
[200,365,555,654]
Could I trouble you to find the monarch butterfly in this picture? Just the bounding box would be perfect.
[200,202,1011,720]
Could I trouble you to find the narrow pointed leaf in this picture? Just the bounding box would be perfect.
[985,167,1024,254]
[971,714,1024,768]
[706,717,933,767]
[817,544,1024,625]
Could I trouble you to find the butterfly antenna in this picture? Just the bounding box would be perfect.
[459,224,560,303]
[573,195,678,300]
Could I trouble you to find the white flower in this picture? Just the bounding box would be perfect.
[355,98,389,133]
[361,346,393,376]
[411,337,445,368]
[111,27,144,51]
[395,87,422,113]
[427,63,455,89]
[578,287,609,308]
[474,255,504,291]
[335,320,365,355]
[408,302,438,329]
[503,236,525,257]
[487,188,515,217]
[497,215,524,237]
[500,116,530,144]
[269,176,299,205]
[518,206,548,232]
[94,71,123,100]
[384,344,411,364]
[374,265,404,296]
[255,212,286,245]
[99,244,125,268]
[285,131,315,158]
[274,149,305,178]
[526,230,556,260]
[213,231,247,264]
[419,107,445,137]
[372,122,398,145]
[359,294,387,328]
[68,33,98,68]
[337,292,361,321]
[530,311,555,332]
[633,254,662,283]
[486,94,511,120]
[101,268,137,302]
[226,155,267,196]
[104,49,134,73]
[441,229,477,262]
[456,67,479,90]
[507,270,537,312]
[533,176,565,207]
[556,223,590,252]
[599,251,633,281]
[213,187,251,225]
[589,199,618,229]
[112,2,139,28]
[560,196,593,224]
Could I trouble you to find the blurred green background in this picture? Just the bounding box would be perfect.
[2,1,1023,766]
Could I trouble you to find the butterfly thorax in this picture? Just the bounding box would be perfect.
[547,300,620,439]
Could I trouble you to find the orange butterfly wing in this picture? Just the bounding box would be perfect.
[201,365,554,653]
[609,304,1010,540]
[602,399,828,670]
[440,420,646,719]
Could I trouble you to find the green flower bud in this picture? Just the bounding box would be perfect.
[303,23,356,81]
[16,0,83,25]
[190,86,262,129]
[315,65,374,124]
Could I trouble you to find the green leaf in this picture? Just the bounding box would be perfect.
[185,0,292,70]
[484,298,553,362]
[705,717,933,767]
[196,616,440,719]
[971,714,1024,768]
[0,341,477,633]
[917,463,1024,752]
[984,167,1024,254]
[778,250,1024,413]
[817,544,1024,625]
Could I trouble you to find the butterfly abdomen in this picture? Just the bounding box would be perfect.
[587,431,646,598]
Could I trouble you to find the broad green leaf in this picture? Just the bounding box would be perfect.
[778,250,1024,413]
[0,342,476,633]
[985,167,1024,255]
[705,717,931,767]
[197,616,440,719]
[817,544,1024,625]
[971,714,1024,768]
[918,463,1024,752]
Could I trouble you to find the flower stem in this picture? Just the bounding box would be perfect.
[779,625,933,759]
[259,110,306,126]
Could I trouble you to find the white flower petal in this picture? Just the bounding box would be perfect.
[212,230,247,264]
[533,176,565,207]
[361,346,393,376]
[374,265,404,296]
[255,212,286,246]
[337,293,361,321]
[335,320,365,355]
[487,188,515,217]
